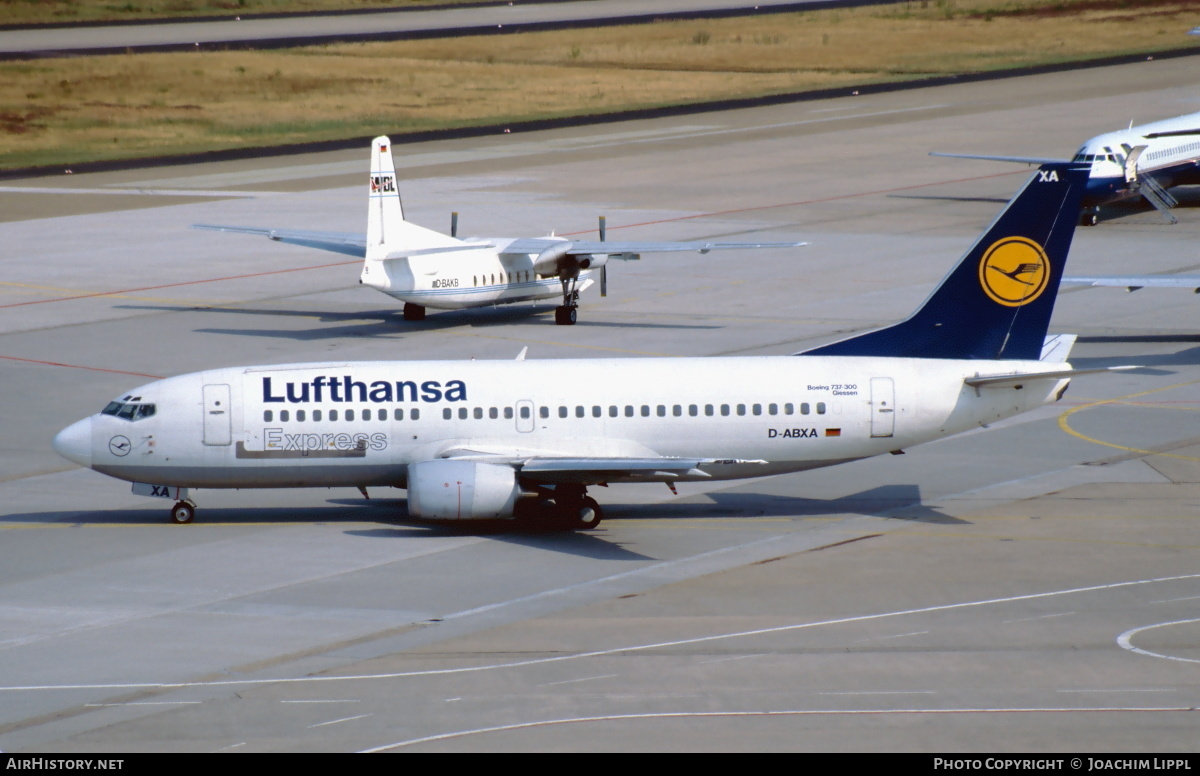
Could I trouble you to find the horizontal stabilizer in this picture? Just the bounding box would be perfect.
[965,365,1137,388]
[931,152,1072,165]
[1040,333,1077,363]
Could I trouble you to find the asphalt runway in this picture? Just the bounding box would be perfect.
[2,56,1200,752]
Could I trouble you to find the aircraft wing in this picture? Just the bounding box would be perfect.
[1063,275,1200,290]
[930,152,1072,165]
[194,224,366,258]
[503,237,806,258]
[437,446,765,483]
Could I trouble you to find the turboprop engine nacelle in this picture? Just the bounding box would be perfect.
[407,460,520,520]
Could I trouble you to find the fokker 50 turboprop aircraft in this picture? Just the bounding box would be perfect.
[934,109,1200,225]
[197,137,805,325]
[55,163,1129,529]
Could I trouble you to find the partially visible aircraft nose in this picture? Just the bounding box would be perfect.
[53,417,93,468]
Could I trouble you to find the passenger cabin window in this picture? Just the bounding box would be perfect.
[330,409,339,421]
[393,409,403,421]
[297,410,306,422]
[540,407,550,419]
[559,406,569,419]
[264,410,273,422]
[281,410,289,422]
[313,410,322,421]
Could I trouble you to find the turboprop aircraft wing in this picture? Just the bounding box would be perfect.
[194,224,366,258]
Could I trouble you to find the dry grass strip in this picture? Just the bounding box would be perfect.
[3,0,1197,170]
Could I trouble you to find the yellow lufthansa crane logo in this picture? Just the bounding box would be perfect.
[978,237,1050,307]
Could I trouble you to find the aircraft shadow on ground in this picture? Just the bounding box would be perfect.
[334,482,963,526]
[8,484,959,560]
[114,303,719,338]
[1071,342,1200,370]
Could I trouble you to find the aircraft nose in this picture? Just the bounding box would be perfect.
[53,417,93,468]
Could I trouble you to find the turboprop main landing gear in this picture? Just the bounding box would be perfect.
[555,275,580,326]
[170,500,196,524]
[403,302,426,321]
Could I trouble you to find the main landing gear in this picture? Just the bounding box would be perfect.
[555,275,580,326]
[169,500,196,524]
[1080,208,1100,227]
[403,303,426,321]
[549,484,602,529]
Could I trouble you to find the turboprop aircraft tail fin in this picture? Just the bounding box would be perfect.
[366,136,466,261]
[799,163,1089,361]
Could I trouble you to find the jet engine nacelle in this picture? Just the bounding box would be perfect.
[407,460,520,520]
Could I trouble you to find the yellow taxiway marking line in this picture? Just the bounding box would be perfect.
[1057,379,1200,463]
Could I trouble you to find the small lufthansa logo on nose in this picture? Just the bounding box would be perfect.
[978,236,1050,307]
[108,435,131,457]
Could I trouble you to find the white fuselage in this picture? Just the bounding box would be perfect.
[58,356,1069,491]
[1075,110,1200,202]
[359,238,594,310]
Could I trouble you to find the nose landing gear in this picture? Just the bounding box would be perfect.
[169,500,196,524]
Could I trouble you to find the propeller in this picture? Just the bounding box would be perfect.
[599,215,607,297]
[450,211,459,238]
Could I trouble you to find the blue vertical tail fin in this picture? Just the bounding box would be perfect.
[799,163,1089,361]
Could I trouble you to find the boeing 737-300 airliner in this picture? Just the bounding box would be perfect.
[55,163,1128,529]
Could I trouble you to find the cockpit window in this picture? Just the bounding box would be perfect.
[101,401,157,421]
